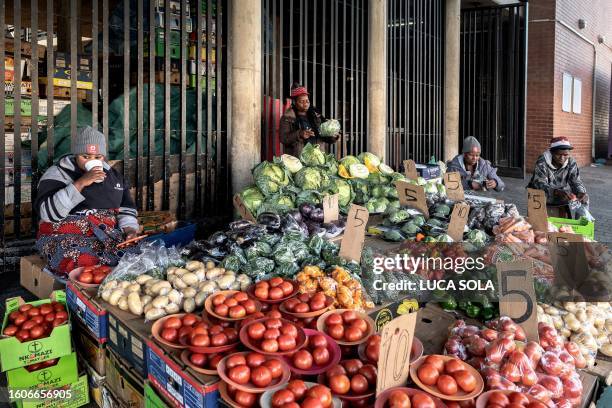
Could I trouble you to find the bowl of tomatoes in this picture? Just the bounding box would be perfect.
[219,381,260,408]
[177,321,239,353]
[279,292,335,318]
[240,317,307,356]
[316,309,375,346]
[205,290,262,321]
[218,351,291,393]
[374,387,447,408]
[180,348,237,375]
[410,355,484,401]
[247,277,299,304]
[475,390,546,408]
[260,380,342,408]
[283,329,341,375]
[69,265,112,288]
[358,333,424,365]
[151,313,202,349]
[317,359,377,401]
[3,302,69,342]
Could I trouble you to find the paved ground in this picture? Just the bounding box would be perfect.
[470,164,612,242]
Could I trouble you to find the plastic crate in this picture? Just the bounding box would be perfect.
[145,221,196,248]
[547,216,594,240]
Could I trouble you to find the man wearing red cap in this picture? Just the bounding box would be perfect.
[528,137,589,217]
[279,82,340,156]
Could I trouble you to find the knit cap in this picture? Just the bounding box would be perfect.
[462,136,481,153]
[71,126,107,156]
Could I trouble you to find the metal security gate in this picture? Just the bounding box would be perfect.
[262,0,369,159]
[1,0,229,273]
[460,3,527,177]
[387,0,445,169]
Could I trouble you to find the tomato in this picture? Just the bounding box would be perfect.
[251,365,273,388]
[350,318,368,333]
[39,304,54,316]
[444,359,465,374]
[209,325,224,335]
[225,328,238,343]
[424,355,445,373]
[27,308,41,317]
[29,326,45,339]
[271,389,295,408]
[261,338,279,352]
[269,287,284,300]
[342,359,363,376]
[278,334,297,351]
[211,333,228,346]
[325,314,343,326]
[388,390,411,408]
[309,298,325,312]
[52,317,66,327]
[228,365,251,385]
[79,272,94,284]
[212,294,226,306]
[279,281,294,296]
[16,329,30,342]
[19,304,33,313]
[226,354,247,369]
[55,311,68,321]
[255,287,269,300]
[344,327,364,342]
[350,374,369,394]
[264,328,281,340]
[329,374,351,394]
[93,272,106,284]
[32,316,44,325]
[246,353,267,368]
[164,317,183,330]
[294,303,310,313]
[208,354,224,368]
[225,298,239,308]
[248,322,266,340]
[263,359,283,379]
[453,370,476,393]
[327,324,344,340]
[44,313,56,323]
[487,391,510,406]
[214,304,229,317]
[341,310,357,323]
[228,305,246,319]
[508,392,530,405]
[284,298,300,311]
[358,365,377,385]
[411,393,436,408]
[14,313,27,327]
[234,292,249,302]
[234,390,257,407]
[437,374,458,395]
[365,343,379,363]
[189,353,207,367]
[309,334,328,349]
[280,323,298,339]
[292,350,312,370]
[287,379,308,399]
[267,310,283,319]
[242,299,257,314]
[3,325,18,336]
[22,320,37,331]
[266,318,283,330]
[307,385,333,408]
[161,328,178,343]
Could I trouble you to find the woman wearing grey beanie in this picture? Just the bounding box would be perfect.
[446,136,505,192]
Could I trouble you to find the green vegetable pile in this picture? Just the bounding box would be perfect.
[238,146,408,216]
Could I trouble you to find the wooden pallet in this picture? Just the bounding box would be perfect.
[40,85,89,101]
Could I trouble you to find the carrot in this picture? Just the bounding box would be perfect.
[416,233,425,242]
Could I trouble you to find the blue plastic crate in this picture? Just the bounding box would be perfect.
[145,222,196,248]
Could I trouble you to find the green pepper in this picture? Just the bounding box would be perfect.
[481,306,495,320]
[457,300,469,310]
[466,304,481,318]
[440,297,457,311]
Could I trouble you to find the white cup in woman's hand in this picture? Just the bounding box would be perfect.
[84,159,104,182]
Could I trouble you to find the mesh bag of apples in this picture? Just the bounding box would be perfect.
[444,317,584,407]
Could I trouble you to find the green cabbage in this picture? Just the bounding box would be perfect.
[365,197,390,213]
[417,177,427,186]
[371,185,385,198]
[349,179,370,204]
[358,152,381,166]
[388,209,410,224]
[330,178,354,207]
[319,119,341,137]
[300,144,327,166]
[367,172,389,185]
[378,163,394,175]
[256,194,295,216]
[294,167,329,190]
[424,182,439,194]
[281,154,303,173]
[390,172,407,181]
[253,161,290,195]
[349,163,370,179]
[340,155,360,168]
[240,186,265,215]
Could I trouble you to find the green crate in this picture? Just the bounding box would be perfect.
[547,216,595,240]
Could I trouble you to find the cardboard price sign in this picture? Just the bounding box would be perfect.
[447,202,470,241]
[232,194,256,222]
[527,188,548,232]
[547,232,588,295]
[339,204,369,262]
[322,194,340,223]
[395,180,429,218]
[403,160,418,180]
[496,260,539,342]
[376,312,418,395]
[444,172,465,201]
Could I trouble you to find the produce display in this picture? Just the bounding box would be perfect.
[477,390,548,408]
[411,355,482,398]
[181,348,236,373]
[250,278,299,303]
[219,351,289,391]
[537,301,612,363]
[207,291,262,320]
[281,292,334,316]
[72,264,112,285]
[444,317,585,407]
[317,309,373,344]
[285,329,339,374]
[23,358,60,373]
[3,302,68,341]
[296,266,373,310]
[376,388,441,408]
[268,380,335,408]
[240,317,307,354]
[319,359,378,397]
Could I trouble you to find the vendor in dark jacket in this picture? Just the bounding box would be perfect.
[34,126,140,275]
[279,83,339,157]
[446,136,505,192]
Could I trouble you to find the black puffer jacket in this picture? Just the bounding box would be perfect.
[279,107,337,157]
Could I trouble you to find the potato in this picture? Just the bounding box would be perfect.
[158,286,171,296]
[119,281,132,289]
[145,307,166,321]
[127,292,143,315]
[152,296,169,309]
[229,281,241,291]
[136,274,153,285]
[199,281,217,293]
[601,343,612,357]
[576,309,588,322]
[182,287,197,298]
[206,268,224,280]
[167,275,177,284]
[118,297,129,311]
[237,274,251,290]
[194,269,206,282]
[173,278,187,290]
[104,280,118,290]
[164,303,180,314]
[144,303,154,314]
[186,261,204,271]
[127,283,141,293]
[182,273,198,286]
[109,289,125,306]
[166,266,178,275]
[544,306,559,316]
[183,298,196,313]
[141,295,152,306]
[195,291,208,307]
[101,289,113,302]
[174,268,188,277]
[150,281,171,295]
[168,289,182,305]
[216,274,236,289]
[206,261,215,270]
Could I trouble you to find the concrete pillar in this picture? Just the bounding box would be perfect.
[230,0,262,193]
[444,0,461,161]
[367,0,387,158]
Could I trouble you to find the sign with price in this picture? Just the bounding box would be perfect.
[443,172,465,201]
[339,204,369,262]
[403,160,418,180]
[447,202,470,241]
[527,188,548,232]
[395,180,429,218]
[322,194,340,223]
[376,312,418,395]
[496,260,539,342]
[547,232,588,296]
[233,194,256,222]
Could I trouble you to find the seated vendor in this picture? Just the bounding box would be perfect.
[527,136,589,216]
[34,126,141,276]
[446,136,505,192]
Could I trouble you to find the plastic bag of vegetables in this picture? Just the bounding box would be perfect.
[252,161,291,195]
[300,144,327,166]
[319,119,341,137]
